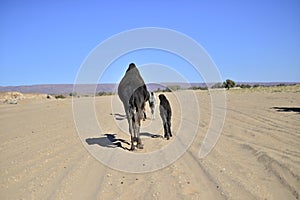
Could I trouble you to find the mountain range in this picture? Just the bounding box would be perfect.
[0,82,298,95]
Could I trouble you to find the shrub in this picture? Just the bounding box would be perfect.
[239,84,251,89]
[276,83,286,87]
[188,86,208,90]
[96,92,107,96]
[55,94,65,99]
[69,92,77,97]
[223,79,235,90]
[96,92,113,96]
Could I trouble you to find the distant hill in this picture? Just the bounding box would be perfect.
[0,82,298,94]
[0,83,210,94]
[0,83,194,94]
[0,84,117,95]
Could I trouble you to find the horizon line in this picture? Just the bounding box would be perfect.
[1,81,300,87]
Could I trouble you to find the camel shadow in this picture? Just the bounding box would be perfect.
[110,113,127,121]
[86,132,163,151]
[272,107,300,114]
[86,134,130,150]
[140,132,163,138]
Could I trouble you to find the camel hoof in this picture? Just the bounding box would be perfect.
[130,145,135,151]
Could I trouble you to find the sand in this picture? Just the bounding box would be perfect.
[0,85,299,199]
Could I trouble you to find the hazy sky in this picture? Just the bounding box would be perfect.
[1,0,299,86]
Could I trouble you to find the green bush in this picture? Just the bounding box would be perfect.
[96,92,113,96]
[223,79,235,90]
[239,84,251,89]
[188,86,208,90]
[55,94,65,99]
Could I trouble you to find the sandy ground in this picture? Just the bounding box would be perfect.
[0,85,299,199]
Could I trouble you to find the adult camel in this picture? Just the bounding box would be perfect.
[118,63,149,150]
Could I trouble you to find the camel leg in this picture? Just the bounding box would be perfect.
[132,120,138,149]
[161,112,169,139]
[151,107,154,120]
[168,119,172,137]
[126,107,135,151]
[136,126,143,149]
[136,109,144,149]
[163,123,170,140]
[130,135,135,151]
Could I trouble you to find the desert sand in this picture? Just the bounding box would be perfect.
[0,85,299,200]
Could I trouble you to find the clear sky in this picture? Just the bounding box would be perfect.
[1,0,300,86]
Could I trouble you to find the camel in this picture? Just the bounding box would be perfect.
[149,92,156,120]
[159,94,172,140]
[118,63,149,150]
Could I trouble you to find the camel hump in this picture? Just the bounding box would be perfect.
[118,63,146,103]
[126,63,137,73]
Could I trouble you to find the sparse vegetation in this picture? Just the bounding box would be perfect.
[211,82,224,89]
[276,83,286,87]
[188,86,208,90]
[69,92,77,97]
[155,86,176,93]
[167,85,181,91]
[55,94,65,99]
[96,91,113,96]
[238,84,251,89]
[223,79,235,90]
[272,89,282,93]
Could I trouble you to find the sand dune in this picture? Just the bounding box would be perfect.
[0,86,299,199]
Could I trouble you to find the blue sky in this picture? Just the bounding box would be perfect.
[1,0,299,86]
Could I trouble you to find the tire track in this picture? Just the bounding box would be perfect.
[240,144,300,199]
